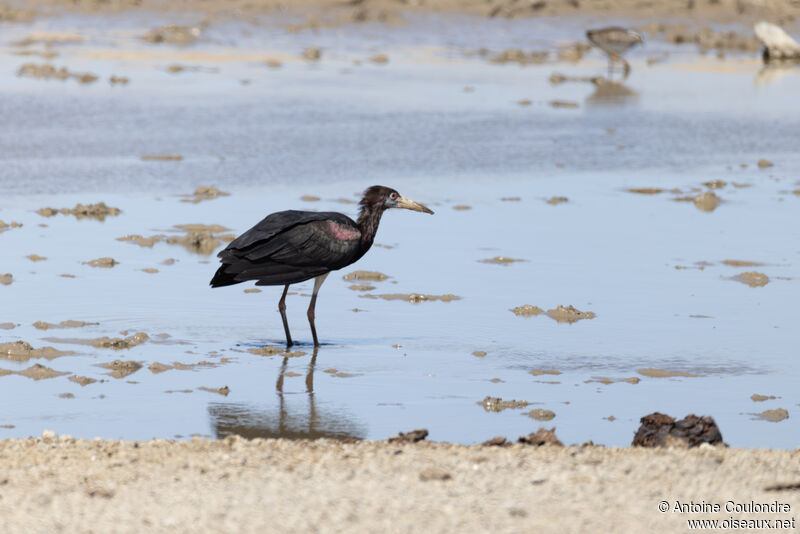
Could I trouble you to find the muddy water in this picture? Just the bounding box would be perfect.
[0,14,798,447]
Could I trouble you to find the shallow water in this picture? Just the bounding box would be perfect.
[1,13,798,447]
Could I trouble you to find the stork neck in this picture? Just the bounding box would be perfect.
[356,204,384,249]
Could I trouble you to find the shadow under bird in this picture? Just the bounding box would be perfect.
[586,26,643,79]
[210,186,434,346]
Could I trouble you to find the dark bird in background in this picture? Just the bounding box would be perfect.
[586,26,643,80]
[210,186,434,347]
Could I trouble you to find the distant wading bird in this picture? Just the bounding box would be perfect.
[586,26,643,80]
[210,186,434,346]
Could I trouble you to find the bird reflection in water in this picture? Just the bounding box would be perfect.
[585,78,638,107]
[208,348,366,440]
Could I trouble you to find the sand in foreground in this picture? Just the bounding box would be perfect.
[1,436,798,533]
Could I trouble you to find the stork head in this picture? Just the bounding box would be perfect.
[360,185,434,215]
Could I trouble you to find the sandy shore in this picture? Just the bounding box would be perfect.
[1,435,798,533]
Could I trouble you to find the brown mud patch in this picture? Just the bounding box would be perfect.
[752,408,789,422]
[478,256,525,266]
[101,360,143,379]
[751,393,777,402]
[343,270,388,282]
[637,368,699,378]
[489,49,548,65]
[628,187,664,195]
[84,257,118,268]
[758,158,774,168]
[142,154,183,161]
[143,24,202,45]
[26,254,47,262]
[199,385,230,396]
[632,412,724,448]
[526,409,555,421]
[480,396,530,412]
[69,375,96,386]
[732,271,769,287]
[549,100,579,109]
[723,259,763,267]
[500,196,520,202]
[243,288,261,293]
[16,364,69,381]
[472,350,486,357]
[300,195,321,202]
[545,196,568,205]
[0,323,16,330]
[530,369,561,376]
[141,268,159,274]
[148,360,219,373]
[452,205,471,210]
[0,220,23,233]
[0,341,73,362]
[703,180,727,189]
[545,305,595,324]
[18,63,98,84]
[37,202,120,221]
[360,293,460,303]
[511,304,543,317]
[348,284,375,291]
[247,346,306,358]
[180,186,229,203]
[34,320,98,330]
[0,274,13,285]
[586,376,640,385]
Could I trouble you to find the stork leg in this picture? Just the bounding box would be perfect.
[278,284,293,347]
[307,273,330,347]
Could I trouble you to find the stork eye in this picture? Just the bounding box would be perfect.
[389,192,398,200]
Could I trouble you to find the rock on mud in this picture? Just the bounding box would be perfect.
[632,412,725,448]
[732,271,769,287]
[68,375,96,386]
[518,428,563,447]
[16,364,69,381]
[545,305,595,323]
[510,304,543,317]
[480,396,530,412]
[693,191,721,212]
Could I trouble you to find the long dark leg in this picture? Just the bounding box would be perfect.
[278,284,293,347]
[307,273,329,347]
[621,58,631,81]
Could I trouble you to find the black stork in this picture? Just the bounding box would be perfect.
[586,27,643,80]
[210,185,434,346]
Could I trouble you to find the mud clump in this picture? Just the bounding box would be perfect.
[117,235,165,248]
[109,75,129,85]
[452,205,471,211]
[34,320,98,330]
[638,368,699,378]
[530,369,561,377]
[480,396,530,412]
[0,274,12,286]
[546,196,568,205]
[723,259,762,267]
[69,375,96,386]
[482,436,510,447]
[489,49,548,65]
[85,257,118,268]
[758,158,774,168]
[166,224,231,255]
[751,393,777,402]
[101,360,143,379]
[243,288,261,293]
[526,409,556,421]
[518,428,563,447]
[37,202,120,221]
[300,195,321,202]
[628,187,664,195]
[732,271,769,288]
[693,191,721,212]
[18,63,98,84]
[753,409,789,423]
[0,220,23,233]
[479,256,525,266]
[632,412,724,448]
[546,305,595,324]
[348,284,375,291]
[472,350,486,357]
[360,293,460,303]
[0,323,15,330]
[510,304,543,317]
[16,364,69,381]
[303,47,322,61]
[0,341,71,362]
[143,25,201,45]
[248,346,306,358]
[549,100,579,109]
[388,429,428,443]
[370,54,389,64]
[91,333,149,350]
[703,180,727,190]
[26,254,47,262]
[141,154,183,161]
[199,386,230,396]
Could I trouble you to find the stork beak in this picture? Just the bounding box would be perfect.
[396,195,434,215]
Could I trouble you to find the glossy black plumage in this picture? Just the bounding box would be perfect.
[210,185,434,346]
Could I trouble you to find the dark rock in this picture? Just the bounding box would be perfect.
[481,436,509,447]
[632,412,725,448]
